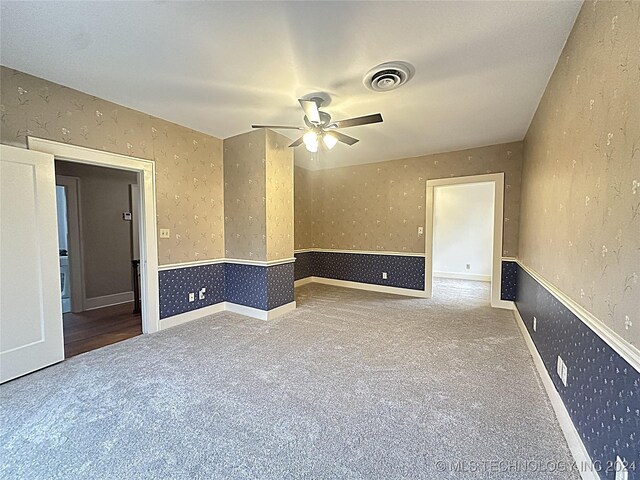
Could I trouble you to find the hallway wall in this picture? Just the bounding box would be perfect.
[55,161,137,300]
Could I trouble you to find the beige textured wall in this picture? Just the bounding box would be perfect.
[519,1,639,346]
[0,66,224,265]
[294,166,318,250]
[224,129,294,261]
[295,142,522,255]
[223,130,267,260]
[265,130,294,260]
[55,161,137,298]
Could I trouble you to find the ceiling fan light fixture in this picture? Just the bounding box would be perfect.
[323,133,338,150]
[303,131,318,152]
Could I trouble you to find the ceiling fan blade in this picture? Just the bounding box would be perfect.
[251,124,303,130]
[330,131,359,146]
[289,136,304,147]
[299,99,320,124]
[332,113,383,129]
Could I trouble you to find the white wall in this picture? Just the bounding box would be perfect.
[55,186,68,252]
[433,182,494,281]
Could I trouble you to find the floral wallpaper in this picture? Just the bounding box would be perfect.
[0,66,225,265]
[223,130,267,261]
[265,130,294,261]
[294,166,318,250]
[519,0,639,346]
[295,142,523,256]
[224,129,294,261]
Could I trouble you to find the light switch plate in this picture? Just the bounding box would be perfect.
[382,272,388,279]
[160,228,170,239]
[418,226,424,235]
[188,293,195,302]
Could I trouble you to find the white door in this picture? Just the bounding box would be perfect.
[0,144,64,383]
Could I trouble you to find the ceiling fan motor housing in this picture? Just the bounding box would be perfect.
[363,61,415,92]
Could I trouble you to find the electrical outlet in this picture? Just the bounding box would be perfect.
[533,316,537,332]
[556,356,568,386]
[382,272,388,279]
[615,456,628,480]
[466,264,470,270]
[418,226,424,235]
[188,292,195,302]
[160,228,170,239]
[199,288,206,300]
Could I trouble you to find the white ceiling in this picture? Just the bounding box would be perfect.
[0,1,581,170]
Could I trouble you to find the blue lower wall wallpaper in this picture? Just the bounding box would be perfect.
[515,265,639,480]
[159,261,295,319]
[500,260,518,301]
[159,263,225,319]
[266,263,295,310]
[293,251,314,281]
[224,263,269,311]
[294,251,425,291]
[225,263,295,311]
[295,252,520,297]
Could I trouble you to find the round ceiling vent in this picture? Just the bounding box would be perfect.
[363,61,415,92]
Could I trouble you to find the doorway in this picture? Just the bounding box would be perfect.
[54,162,142,357]
[431,182,495,302]
[28,139,160,330]
[425,173,511,309]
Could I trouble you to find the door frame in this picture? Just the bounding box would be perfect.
[55,175,85,312]
[425,172,511,309]
[28,137,161,333]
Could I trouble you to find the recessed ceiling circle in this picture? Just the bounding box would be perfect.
[363,61,415,92]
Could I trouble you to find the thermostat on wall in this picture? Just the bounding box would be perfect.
[123,212,132,221]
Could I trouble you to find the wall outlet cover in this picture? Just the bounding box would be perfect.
[556,356,568,386]
[382,272,388,279]
[160,228,170,239]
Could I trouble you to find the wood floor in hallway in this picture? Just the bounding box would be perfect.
[63,302,142,358]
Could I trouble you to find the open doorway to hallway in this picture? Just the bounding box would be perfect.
[55,161,142,357]
[431,182,495,303]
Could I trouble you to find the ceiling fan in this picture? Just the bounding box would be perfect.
[252,97,383,153]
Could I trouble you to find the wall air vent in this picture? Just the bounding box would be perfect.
[363,61,415,92]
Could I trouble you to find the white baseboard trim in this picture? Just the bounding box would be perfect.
[224,301,297,321]
[294,277,314,287]
[513,308,598,480]
[295,276,428,298]
[434,271,491,282]
[491,299,515,310]
[160,300,297,330]
[84,291,134,311]
[159,302,225,330]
